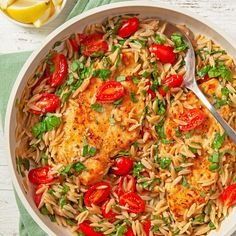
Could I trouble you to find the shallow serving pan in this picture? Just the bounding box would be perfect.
[5,1,236,235]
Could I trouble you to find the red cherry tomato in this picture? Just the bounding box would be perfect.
[119,192,145,214]
[147,89,156,99]
[162,74,183,88]
[125,226,135,236]
[101,199,117,219]
[79,221,104,236]
[30,93,59,115]
[143,220,151,236]
[179,108,206,131]
[118,17,139,38]
[158,86,167,96]
[96,81,125,103]
[28,166,54,184]
[117,175,136,196]
[221,184,236,206]
[69,38,79,52]
[149,44,176,64]
[81,33,108,57]
[34,184,44,207]
[47,54,68,88]
[84,182,111,207]
[158,74,183,96]
[69,33,86,52]
[112,156,133,176]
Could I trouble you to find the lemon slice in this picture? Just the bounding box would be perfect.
[6,0,50,24]
[33,0,54,27]
[0,0,16,9]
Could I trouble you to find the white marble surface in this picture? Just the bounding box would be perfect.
[0,0,236,235]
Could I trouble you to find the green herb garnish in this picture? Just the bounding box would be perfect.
[90,103,104,113]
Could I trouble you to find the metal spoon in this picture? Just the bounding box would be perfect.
[163,22,236,144]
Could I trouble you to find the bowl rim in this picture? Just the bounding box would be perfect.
[4,1,236,235]
[0,0,68,28]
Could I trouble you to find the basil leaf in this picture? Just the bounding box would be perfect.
[91,103,104,113]
[70,60,80,72]
[88,146,96,156]
[132,75,140,84]
[171,34,188,52]
[61,184,70,195]
[118,150,130,156]
[182,176,189,188]
[73,161,86,173]
[130,91,139,103]
[208,152,219,163]
[113,97,123,107]
[221,87,230,96]
[188,146,198,154]
[142,71,150,78]
[212,132,225,149]
[117,225,127,236]
[133,161,145,177]
[175,127,182,137]
[156,98,166,115]
[208,63,232,82]
[116,75,126,82]
[209,163,219,172]
[93,69,111,81]
[155,117,166,139]
[159,157,171,169]
[209,221,216,230]
[198,65,211,78]
[59,196,67,207]
[32,116,61,137]
[40,205,50,215]
[155,35,165,44]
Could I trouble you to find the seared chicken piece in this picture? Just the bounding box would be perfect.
[53,52,145,185]
[163,79,232,221]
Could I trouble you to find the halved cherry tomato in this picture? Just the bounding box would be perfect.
[117,175,136,196]
[145,78,156,99]
[158,74,183,96]
[149,44,176,64]
[125,226,135,236]
[144,220,151,236]
[162,74,183,88]
[112,156,133,176]
[101,199,117,219]
[69,38,79,52]
[147,89,156,99]
[119,192,145,214]
[28,166,54,184]
[69,33,86,52]
[30,93,59,115]
[81,33,108,57]
[221,184,236,206]
[47,54,68,88]
[158,86,167,96]
[34,184,44,207]
[79,221,104,236]
[96,81,125,103]
[118,17,139,38]
[84,182,111,207]
[179,108,206,131]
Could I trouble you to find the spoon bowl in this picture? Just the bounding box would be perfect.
[164,22,236,144]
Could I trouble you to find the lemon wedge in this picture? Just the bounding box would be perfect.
[33,0,54,27]
[0,0,16,9]
[6,0,50,24]
[51,0,62,6]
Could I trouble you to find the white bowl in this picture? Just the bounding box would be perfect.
[0,0,68,28]
[5,1,236,235]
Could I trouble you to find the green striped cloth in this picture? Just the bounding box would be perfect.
[0,0,128,235]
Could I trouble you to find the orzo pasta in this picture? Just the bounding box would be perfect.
[15,15,236,236]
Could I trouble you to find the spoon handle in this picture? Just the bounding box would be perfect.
[191,84,236,144]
